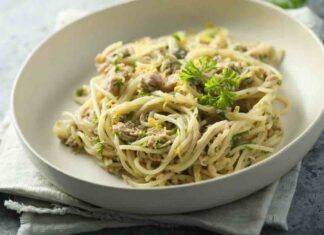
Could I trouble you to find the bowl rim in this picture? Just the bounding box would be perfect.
[11,0,324,191]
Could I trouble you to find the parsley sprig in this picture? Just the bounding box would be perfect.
[204,67,239,93]
[181,58,239,109]
[180,57,216,82]
[199,91,237,110]
[200,68,239,109]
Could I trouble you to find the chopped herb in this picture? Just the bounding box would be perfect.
[112,54,122,64]
[139,90,147,96]
[172,128,178,135]
[115,65,121,72]
[75,88,84,97]
[91,118,98,125]
[92,136,100,144]
[218,111,227,119]
[142,82,150,93]
[123,50,131,58]
[172,33,181,41]
[96,143,104,154]
[139,130,146,138]
[276,80,282,86]
[113,79,123,88]
[93,136,104,155]
[155,140,162,149]
[232,131,249,147]
[180,57,216,82]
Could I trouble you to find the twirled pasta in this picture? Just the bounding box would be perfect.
[53,27,287,187]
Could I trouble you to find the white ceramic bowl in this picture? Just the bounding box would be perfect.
[12,0,324,214]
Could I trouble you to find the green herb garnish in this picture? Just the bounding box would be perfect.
[199,92,236,110]
[115,65,121,72]
[271,0,306,9]
[172,33,181,41]
[142,82,150,93]
[199,68,239,109]
[276,80,282,86]
[75,88,84,97]
[113,79,123,88]
[204,68,239,93]
[232,131,249,147]
[155,140,162,149]
[96,143,104,154]
[112,54,122,64]
[92,136,104,154]
[180,57,216,82]
[92,136,100,144]
[91,118,98,125]
[139,130,146,138]
[91,117,98,125]
[218,111,227,120]
[181,58,239,109]
[139,90,147,96]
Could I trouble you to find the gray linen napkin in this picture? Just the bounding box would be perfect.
[1,4,322,235]
[0,121,299,235]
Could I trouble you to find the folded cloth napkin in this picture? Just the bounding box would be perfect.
[0,121,300,235]
[0,3,322,235]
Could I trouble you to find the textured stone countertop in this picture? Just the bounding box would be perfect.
[0,1,323,234]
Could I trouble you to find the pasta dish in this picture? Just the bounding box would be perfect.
[53,26,287,187]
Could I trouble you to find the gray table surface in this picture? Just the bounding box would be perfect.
[0,1,323,234]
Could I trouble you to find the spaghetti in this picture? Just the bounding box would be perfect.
[53,27,287,187]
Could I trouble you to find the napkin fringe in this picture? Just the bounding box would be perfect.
[0,184,100,212]
[4,198,178,229]
[18,214,32,235]
[5,200,71,215]
[5,199,114,220]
